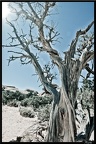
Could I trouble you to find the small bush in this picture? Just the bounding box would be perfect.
[7,99,20,107]
[17,93,26,101]
[19,106,35,118]
[2,91,10,105]
[21,98,32,107]
[13,90,26,101]
[40,95,53,105]
[37,104,51,121]
[6,90,17,99]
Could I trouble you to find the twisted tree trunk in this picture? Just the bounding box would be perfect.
[47,88,76,142]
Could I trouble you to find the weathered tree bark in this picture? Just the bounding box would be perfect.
[46,88,76,142]
[3,2,94,142]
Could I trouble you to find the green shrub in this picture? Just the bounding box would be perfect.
[5,90,16,99]
[2,91,10,105]
[21,97,40,108]
[12,90,26,101]
[33,91,38,96]
[40,95,53,104]
[2,88,53,109]
[21,98,31,107]
[37,104,51,121]
[21,95,52,108]
[17,93,26,101]
[19,106,35,118]
[7,99,20,107]
[2,90,26,105]
[25,92,33,98]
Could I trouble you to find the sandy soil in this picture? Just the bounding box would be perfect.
[2,105,38,142]
[2,105,94,142]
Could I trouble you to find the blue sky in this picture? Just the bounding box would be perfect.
[2,2,94,92]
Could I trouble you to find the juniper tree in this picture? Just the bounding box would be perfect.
[2,2,94,142]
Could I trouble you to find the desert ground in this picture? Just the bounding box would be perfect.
[2,105,38,142]
[2,85,94,142]
[2,105,94,142]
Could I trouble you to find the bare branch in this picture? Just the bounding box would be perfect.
[64,21,94,62]
[41,2,49,21]
[80,74,85,79]
[85,64,94,75]
[7,50,31,66]
[2,44,21,48]
[43,63,57,84]
[8,2,62,68]
[24,49,59,97]
[6,19,26,49]
[32,73,38,76]
[27,2,40,19]
[5,20,59,97]
[8,51,26,55]
[76,21,94,37]
[41,2,56,22]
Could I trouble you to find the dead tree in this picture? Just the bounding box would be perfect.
[2,2,94,142]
